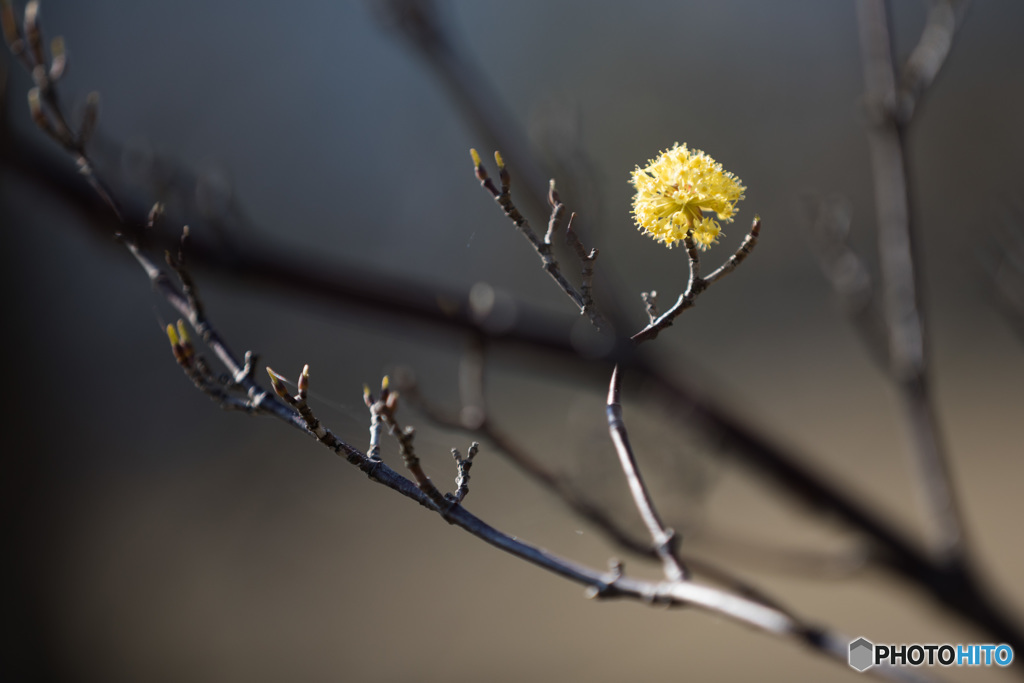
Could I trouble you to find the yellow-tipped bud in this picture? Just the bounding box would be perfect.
[298,364,310,397]
[165,323,180,346]
[381,375,390,391]
[266,367,290,400]
[469,148,481,167]
[493,150,505,169]
[175,320,190,344]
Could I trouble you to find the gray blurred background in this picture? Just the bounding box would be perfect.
[2,1,1023,681]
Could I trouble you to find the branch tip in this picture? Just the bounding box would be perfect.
[266,367,290,400]
[547,179,559,207]
[607,364,621,406]
[298,364,310,399]
[175,319,190,345]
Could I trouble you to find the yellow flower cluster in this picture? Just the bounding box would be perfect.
[631,143,745,249]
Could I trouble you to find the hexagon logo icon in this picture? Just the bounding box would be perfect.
[849,637,874,672]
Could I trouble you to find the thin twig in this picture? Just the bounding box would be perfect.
[981,208,1024,342]
[2,0,121,218]
[897,0,972,121]
[450,441,478,504]
[606,365,689,582]
[802,193,889,368]
[472,150,605,330]
[631,218,760,344]
[640,290,659,323]
[365,377,450,510]
[402,365,871,581]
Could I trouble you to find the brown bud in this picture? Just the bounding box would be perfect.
[24,1,43,66]
[297,364,309,401]
[266,367,290,400]
[1,0,22,53]
[48,35,65,80]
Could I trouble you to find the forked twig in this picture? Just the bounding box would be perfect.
[472,149,605,330]
[1,0,120,217]
[632,217,761,344]
[857,0,966,562]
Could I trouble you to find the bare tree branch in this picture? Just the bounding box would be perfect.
[5,0,1023,662]
[606,365,688,582]
[471,149,605,329]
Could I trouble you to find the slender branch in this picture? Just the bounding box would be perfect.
[606,366,689,582]
[857,0,966,562]
[472,149,605,330]
[631,218,761,344]
[897,0,972,122]
[402,364,871,582]
[394,361,658,559]
[364,377,450,510]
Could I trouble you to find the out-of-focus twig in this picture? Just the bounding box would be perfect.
[801,193,889,368]
[980,205,1024,343]
[857,0,966,562]
[898,0,972,122]
[1,0,119,217]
